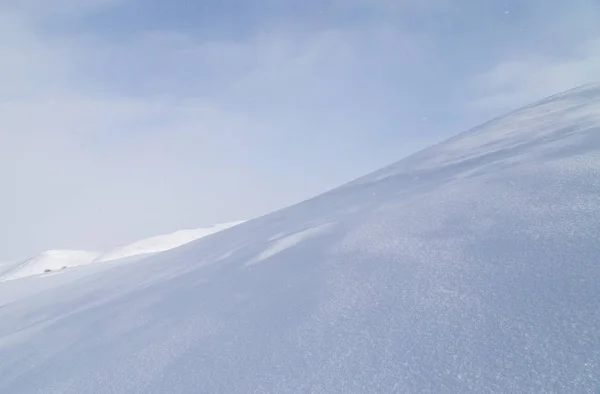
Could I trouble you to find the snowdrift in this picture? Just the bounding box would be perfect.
[1,84,599,393]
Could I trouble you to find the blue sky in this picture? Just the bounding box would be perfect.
[1,0,599,260]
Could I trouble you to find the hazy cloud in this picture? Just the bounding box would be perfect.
[1,2,427,260]
[470,38,600,112]
[2,0,599,261]
[468,0,600,113]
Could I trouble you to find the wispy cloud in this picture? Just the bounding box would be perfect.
[470,38,600,112]
[468,0,600,113]
[1,0,125,19]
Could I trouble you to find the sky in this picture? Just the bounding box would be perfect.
[2,0,599,261]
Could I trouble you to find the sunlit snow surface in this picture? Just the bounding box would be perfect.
[0,250,101,282]
[0,222,243,282]
[95,222,246,263]
[1,85,600,393]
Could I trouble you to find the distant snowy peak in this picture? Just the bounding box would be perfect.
[96,221,245,263]
[0,221,245,282]
[0,250,100,282]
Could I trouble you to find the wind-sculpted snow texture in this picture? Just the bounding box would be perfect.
[1,84,600,393]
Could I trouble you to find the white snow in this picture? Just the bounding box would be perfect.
[96,221,245,263]
[0,221,244,282]
[246,223,332,266]
[0,250,100,282]
[1,84,600,393]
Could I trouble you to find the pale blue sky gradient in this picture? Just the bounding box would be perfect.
[1,0,599,260]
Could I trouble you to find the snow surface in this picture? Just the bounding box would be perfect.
[1,84,600,393]
[0,250,100,282]
[96,221,245,263]
[0,222,243,282]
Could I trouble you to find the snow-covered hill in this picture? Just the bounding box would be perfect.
[1,84,600,393]
[0,222,243,282]
[0,250,101,282]
[96,221,245,263]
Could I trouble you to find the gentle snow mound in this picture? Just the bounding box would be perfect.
[0,250,100,282]
[0,222,244,282]
[96,221,245,262]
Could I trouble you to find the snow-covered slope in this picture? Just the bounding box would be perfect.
[0,222,244,282]
[96,221,245,263]
[0,250,100,282]
[1,84,600,393]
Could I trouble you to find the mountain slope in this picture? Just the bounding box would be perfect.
[0,222,244,282]
[0,250,101,282]
[96,221,245,263]
[1,84,599,393]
